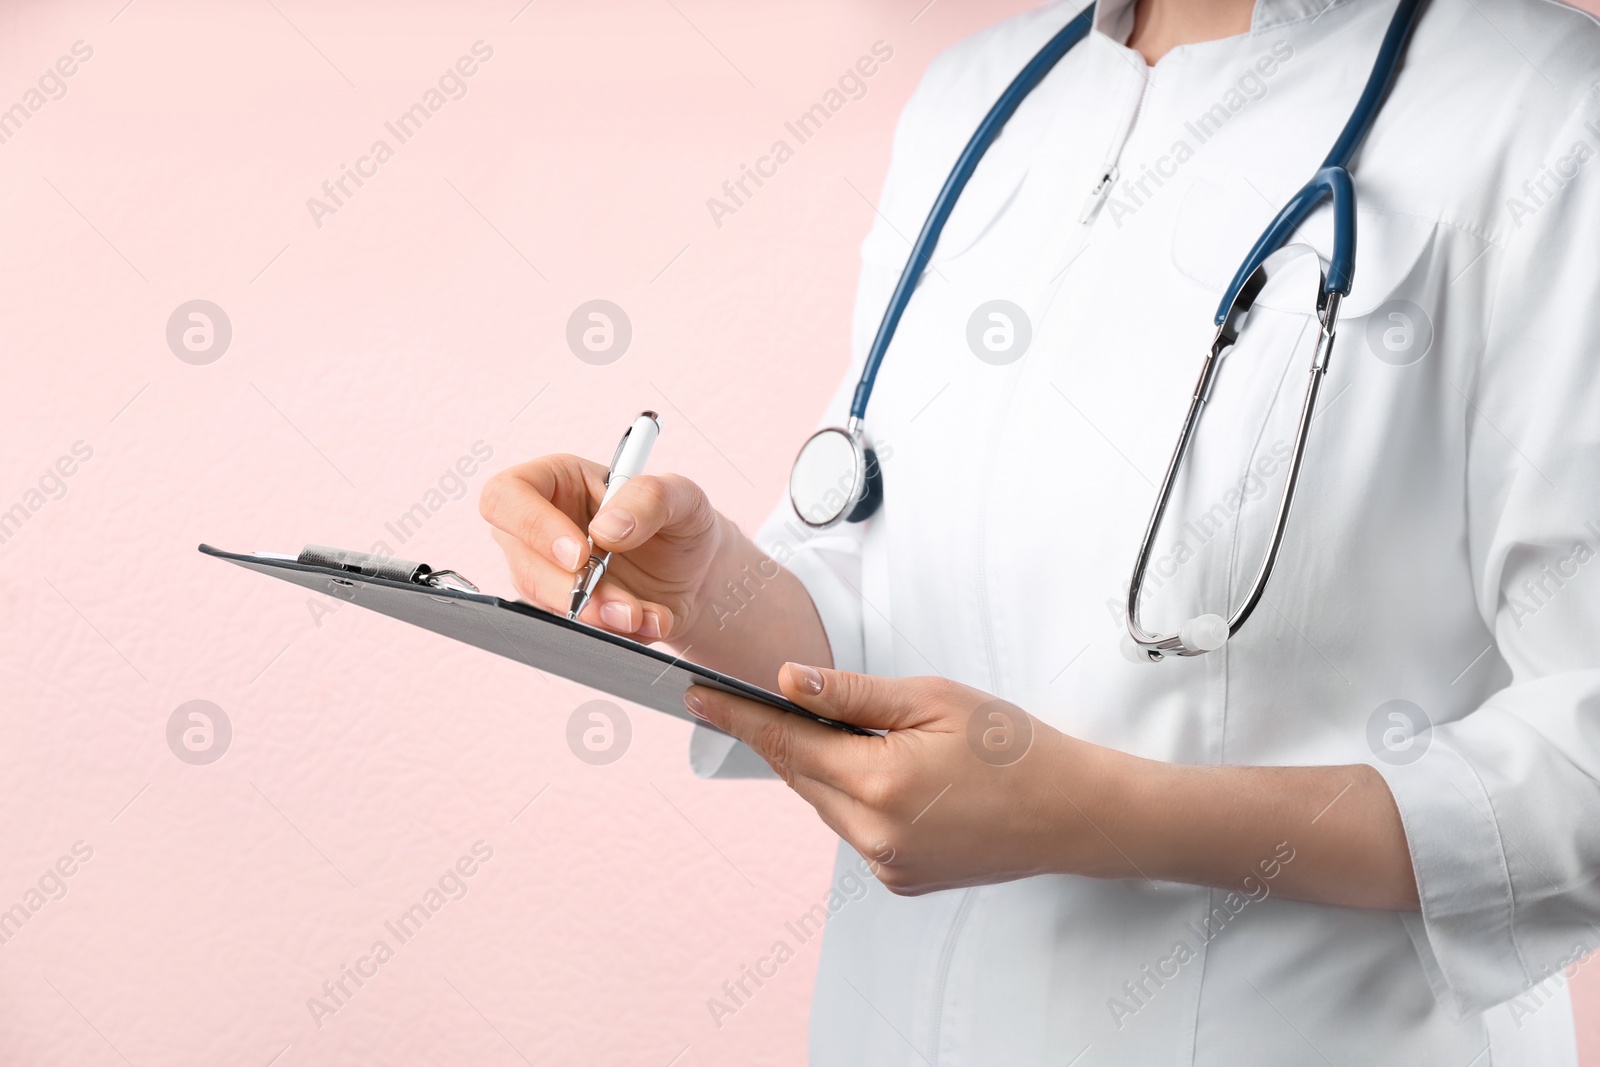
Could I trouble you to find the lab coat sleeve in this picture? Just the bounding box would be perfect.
[1369,87,1600,1014]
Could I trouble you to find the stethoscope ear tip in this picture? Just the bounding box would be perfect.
[1120,633,1156,664]
[1121,613,1230,663]
[1180,614,1229,653]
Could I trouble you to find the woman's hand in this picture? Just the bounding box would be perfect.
[683,665,1132,895]
[479,454,724,642]
[481,453,834,679]
[685,665,1420,909]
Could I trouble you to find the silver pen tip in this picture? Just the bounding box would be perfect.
[568,554,607,622]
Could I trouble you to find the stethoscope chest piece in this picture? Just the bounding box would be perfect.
[789,418,884,529]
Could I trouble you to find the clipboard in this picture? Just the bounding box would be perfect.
[199,544,870,735]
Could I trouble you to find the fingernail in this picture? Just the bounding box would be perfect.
[552,535,583,571]
[787,663,824,695]
[684,690,710,721]
[590,508,636,543]
[599,601,634,631]
[639,611,663,641]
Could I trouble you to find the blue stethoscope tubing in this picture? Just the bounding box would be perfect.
[802,0,1428,660]
[852,0,1424,423]
[1219,0,1426,320]
[848,4,1096,421]
[796,12,1096,528]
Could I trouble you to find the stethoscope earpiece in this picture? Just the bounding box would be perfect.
[1120,614,1229,664]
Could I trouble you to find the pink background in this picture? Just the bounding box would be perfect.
[1,1,1595,1064]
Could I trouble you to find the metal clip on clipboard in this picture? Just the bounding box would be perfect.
[296,544,481,593]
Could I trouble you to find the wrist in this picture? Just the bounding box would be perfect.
[673,511,743,646]
[668,514,834,679]
[1090,756,1249,889]
[1047,737,1177,882]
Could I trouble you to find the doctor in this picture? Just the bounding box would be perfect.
[482,0,1600,1062]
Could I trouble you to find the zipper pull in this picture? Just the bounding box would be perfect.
[1078,166,1119,225]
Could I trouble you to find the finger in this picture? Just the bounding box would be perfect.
[774,771,900,882]
[780,769,859,837]
[492,527,581,612]
[584,576,676,640]
[492,529,675,639]
[480,457,602,573]
[587,473,715,554]
[679,702,888,869]
[684,684,869,791]
[777,664,949,732]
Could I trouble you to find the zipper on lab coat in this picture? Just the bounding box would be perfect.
[1078,67,1154,227]
[1078,165,1122,223]
[1048,61,1153,283]
[926,889,977,1064]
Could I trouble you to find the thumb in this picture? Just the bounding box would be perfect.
[777,663,948,732]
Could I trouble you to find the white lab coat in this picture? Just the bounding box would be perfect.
[693,0,1600,1062]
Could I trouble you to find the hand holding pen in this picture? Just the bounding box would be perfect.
[479,410,726,643]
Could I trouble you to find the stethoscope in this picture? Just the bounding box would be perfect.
[788,0,1426,662]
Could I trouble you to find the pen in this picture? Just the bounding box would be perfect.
[568,411,662,621]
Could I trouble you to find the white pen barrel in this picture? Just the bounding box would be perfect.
[599,412,661,508]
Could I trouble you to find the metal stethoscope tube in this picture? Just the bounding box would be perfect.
[1123,254,1343,661]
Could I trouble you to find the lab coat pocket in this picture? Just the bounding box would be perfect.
[860,53,1068,279]
[1169,175,1438,320]
[858,156,1032,278]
